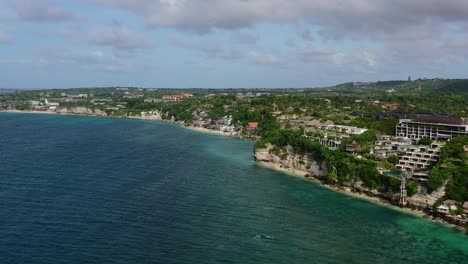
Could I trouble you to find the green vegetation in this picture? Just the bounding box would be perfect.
[256,130,326,161]
[387,155,399,165]
[1,80,467,204]
[428,136,468,202]
[324,78,468,95]
[259,129,418,196]
[418,137,432,145]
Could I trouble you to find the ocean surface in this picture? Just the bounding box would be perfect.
[0,113,466,264]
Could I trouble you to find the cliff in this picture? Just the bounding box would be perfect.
[255,144,328,178]
[139,110,163,120]
[56,107,107,116]
[406,185,445,209]
[254,144,395,202]
[254,144,445,210]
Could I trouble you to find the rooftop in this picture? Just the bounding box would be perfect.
[413,116,464,125]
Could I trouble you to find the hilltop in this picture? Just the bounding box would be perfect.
[318,78,468,95]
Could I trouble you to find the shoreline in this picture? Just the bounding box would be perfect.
[1,110,247,140]
[258,160,467,233]
[1,110,462,231]
[183,125,243,138]
[257,161,432,219]
[1,110,57,115]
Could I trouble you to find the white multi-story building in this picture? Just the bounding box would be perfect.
[396,143,444,173]
[396,117,468,142]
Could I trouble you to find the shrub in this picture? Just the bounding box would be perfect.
[418,137,432,145]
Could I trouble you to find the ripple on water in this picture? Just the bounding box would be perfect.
[0,113,467,264]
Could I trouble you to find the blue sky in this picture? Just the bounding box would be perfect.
[1,0,468,89]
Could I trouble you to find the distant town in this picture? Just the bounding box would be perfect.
[1,78,467,232]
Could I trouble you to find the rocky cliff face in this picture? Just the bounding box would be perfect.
[139,110,163,120]
[407,185,445,209]
[56,107,107,116]
[255,144,328,178]
[255,143,446,212]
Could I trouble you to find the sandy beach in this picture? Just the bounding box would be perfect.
[184,126,240,138]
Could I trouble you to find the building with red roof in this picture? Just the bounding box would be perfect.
[246,122,259,131]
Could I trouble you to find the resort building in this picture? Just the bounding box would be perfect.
[162,93,193,101]
[373,135,397,158]
[320,125,368,136]
[437,200,458,214]
[372,136,424,160]
[246,122,259,132]
[396,143,444,173]
[410,172,430,184]
[303,125,367,151]
[396,116,468,142]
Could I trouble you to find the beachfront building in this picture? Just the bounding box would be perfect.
[246,122,259,132]
[373,135,397,158]
[437,200,458,214]
[396,143,444,173]
[410,172,430,184]
[303,125,367,151]
[396,116,468,142]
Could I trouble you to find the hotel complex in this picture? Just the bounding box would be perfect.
[395,116,468,142]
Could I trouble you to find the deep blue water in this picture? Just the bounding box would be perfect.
[0,113,467,264]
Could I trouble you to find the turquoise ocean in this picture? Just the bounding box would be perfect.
[0,113,466,263]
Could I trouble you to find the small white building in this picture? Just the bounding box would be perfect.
[437,200,458,214]
[322,125,368,136]
[29,100,41,106]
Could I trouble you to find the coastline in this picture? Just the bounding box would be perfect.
[257,161,427,218]
[1,110,247,140]
[1,110,57,115]
[1,110,461,230]
[260,158,468,232]
[184,125,240,138]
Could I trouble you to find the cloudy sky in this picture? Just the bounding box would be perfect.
[1,0,468,88]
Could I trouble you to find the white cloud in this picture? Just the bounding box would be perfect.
[90,1,468,39]
[297,44,334,62]
[13,0,79,22]
[361,51,376,67]
[0,49,149,73]
[170,37,244,60]
[84,1,468,74]
[248,51,283,66]
[331,52,346,65]
[88,24,150,51]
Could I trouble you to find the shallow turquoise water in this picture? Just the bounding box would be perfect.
[0,113,466,264]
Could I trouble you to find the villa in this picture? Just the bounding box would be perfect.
[246,122,259,131]
[437,200,458,214]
